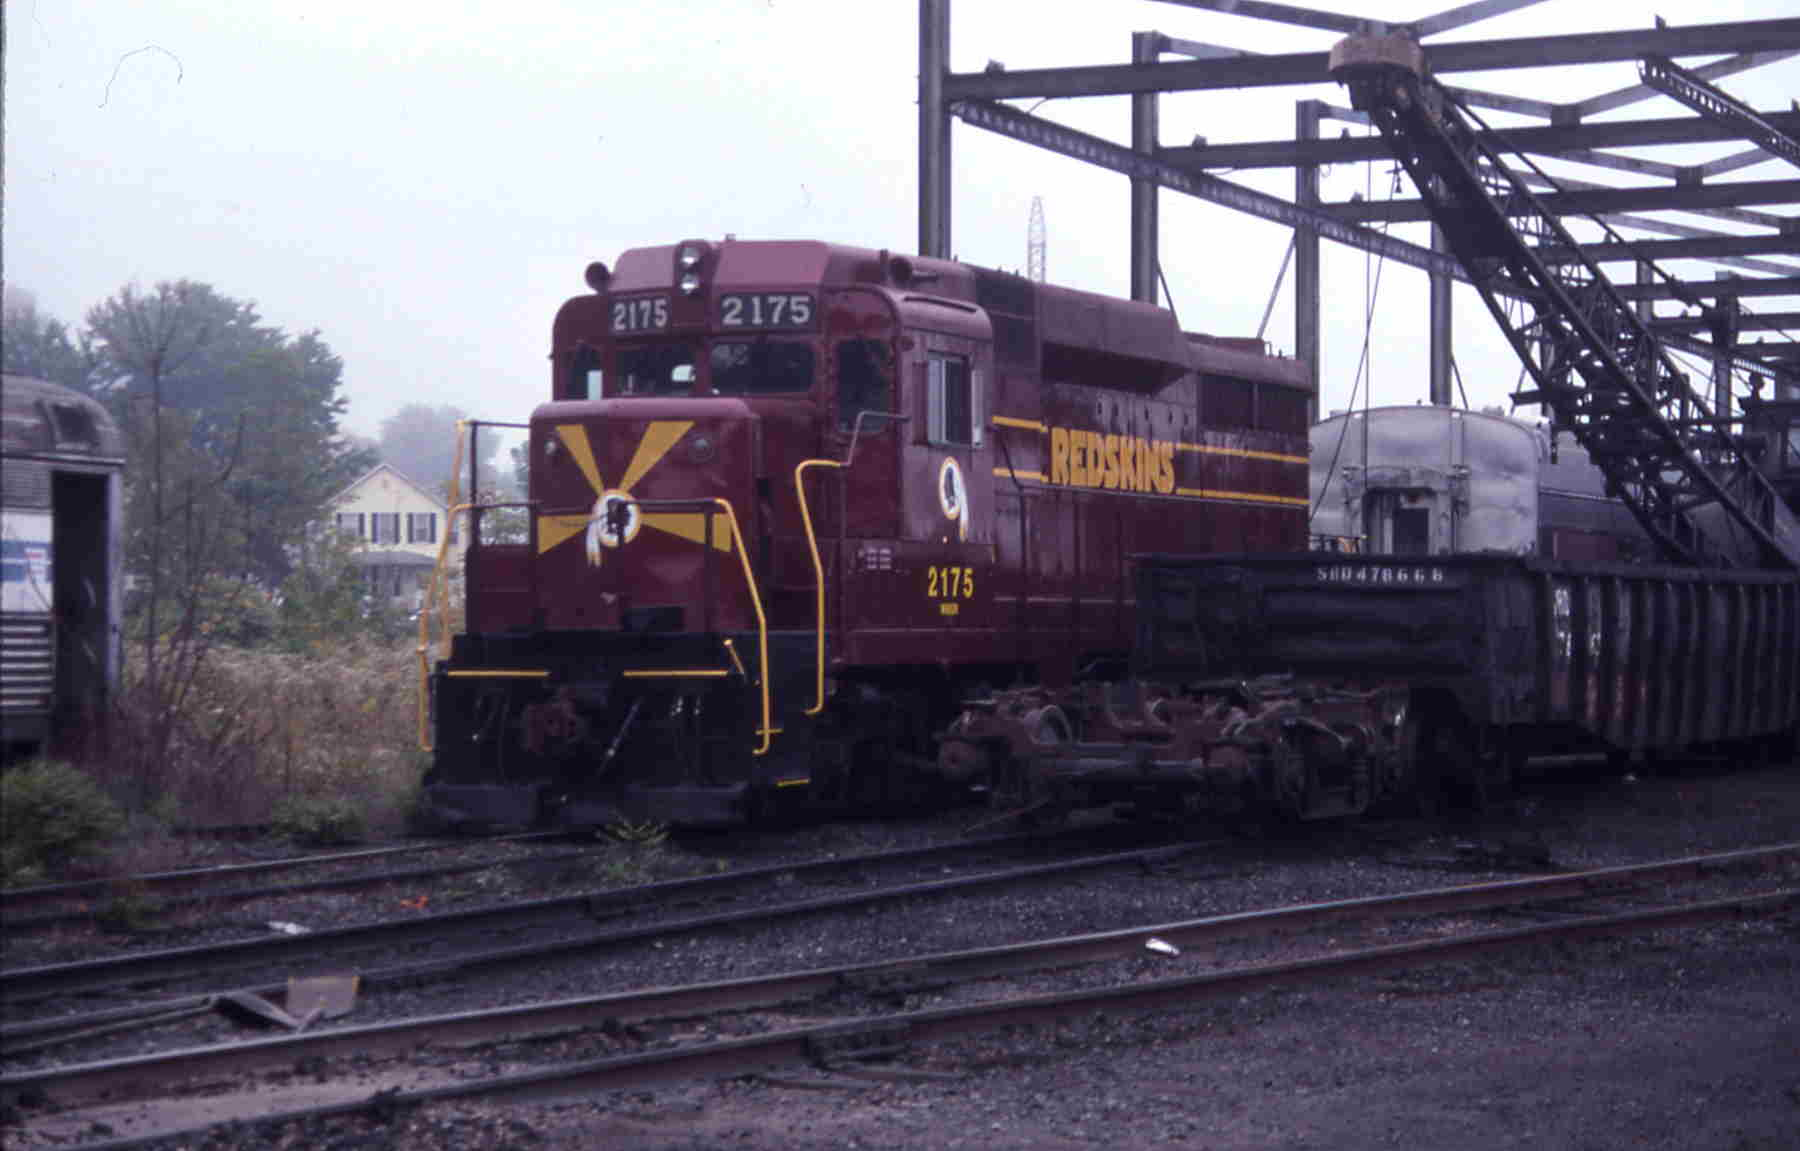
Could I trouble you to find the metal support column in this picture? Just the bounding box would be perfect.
[1711,270,1739,421]
[1130,31,1161,304]
[1634,261,1655,326]
[1429,222,1453,405]
[919,0,952,258]
[1295,99,1323,421]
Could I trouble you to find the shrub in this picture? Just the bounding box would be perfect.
[0,760,126,884]
[272,795,367,847]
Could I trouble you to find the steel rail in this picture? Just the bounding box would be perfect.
[0,832,566,918]
[2,847,600,934]
[26,884,1800,1149]
[0,833,1188,1014]
[9,842,1795,1111]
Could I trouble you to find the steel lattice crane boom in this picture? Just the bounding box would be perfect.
[1028,195,1047,283]
[1330,34,1800,573]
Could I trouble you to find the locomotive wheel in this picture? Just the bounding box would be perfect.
[1022,704,1073,747]
[991,705,1070,830]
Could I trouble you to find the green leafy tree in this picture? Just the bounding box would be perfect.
[376,402,499,499]
[2,288,90,392]
[275,531,371,653]
[86,281,373,589]
[82,279,373,795]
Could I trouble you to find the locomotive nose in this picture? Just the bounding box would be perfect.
[533,399,761,634]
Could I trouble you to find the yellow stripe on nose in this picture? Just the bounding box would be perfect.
[642,511,734,552]
[556,425,605,496]
[537,513,592,555]
[619,420,695,493]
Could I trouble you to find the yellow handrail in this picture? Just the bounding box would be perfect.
[416,500,476,752]
[416,417,528,752]
[702,497,774,756]
[793,458,844,715]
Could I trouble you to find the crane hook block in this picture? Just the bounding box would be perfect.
[1327,33,1424,81]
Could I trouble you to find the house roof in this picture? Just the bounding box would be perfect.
[347,548,438,568]
[331,462,446,509]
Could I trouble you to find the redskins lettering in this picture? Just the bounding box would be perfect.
[1049,427,1176,494]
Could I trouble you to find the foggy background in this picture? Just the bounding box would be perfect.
[7,0,1795,443]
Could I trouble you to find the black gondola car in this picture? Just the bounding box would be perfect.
[1137,551,1800,769]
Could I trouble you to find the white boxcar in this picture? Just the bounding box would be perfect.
[1310,405,1648,561]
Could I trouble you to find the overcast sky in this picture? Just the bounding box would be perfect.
[6,0,1795,443]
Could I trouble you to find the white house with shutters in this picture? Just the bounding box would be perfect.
[329,463,462,609]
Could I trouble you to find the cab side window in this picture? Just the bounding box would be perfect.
[835,339,893,433]
[928,353,979,446]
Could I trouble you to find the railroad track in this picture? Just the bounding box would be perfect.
[0,828,1205,1041]
[6,842,1794,1150]
[0,831,572,926]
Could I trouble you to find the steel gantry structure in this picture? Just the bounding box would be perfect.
[917,1,1800,429]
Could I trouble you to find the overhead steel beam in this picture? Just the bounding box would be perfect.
[1509,169,1795,249]
[1146,0,1369,36]
[1653,312,1800,335]
[1573,49,1798,119]
[1613,276,1800,303]
[1699,146,1788,180]
[1501,162,1791,234]
[1584,213,1800,278]
[1410,0,1550,39]
[1665,333,1799,384]
[1326,177,1800,224]
[1444,84,1559,121]
[950,98,1464,281]
[954,98,1800,288]
[1548,147,1687,183]
[1160,35,1256,60]
[1542,233,1799,265]
[942,18,1800,101]
[1641,55,1800,174]
[1151,0,1552,40]
[1164,109,1800,170]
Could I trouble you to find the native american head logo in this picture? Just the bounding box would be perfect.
[536,420,732,566]
[938,456,968,542]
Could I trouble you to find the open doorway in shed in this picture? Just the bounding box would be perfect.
[51,470,113,747]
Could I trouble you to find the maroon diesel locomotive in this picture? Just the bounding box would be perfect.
[424,238,1311,827]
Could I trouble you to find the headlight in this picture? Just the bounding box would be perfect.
[678,243,704,269]
[679,270,702,295]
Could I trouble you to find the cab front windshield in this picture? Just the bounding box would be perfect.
[600,338,815,398]
[614,342,697,396]
[709,338,813,396]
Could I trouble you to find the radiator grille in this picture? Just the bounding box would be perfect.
[0,616,54,714]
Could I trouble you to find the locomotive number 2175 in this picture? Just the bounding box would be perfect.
[927,564,975,617]
[719,293,814,329]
